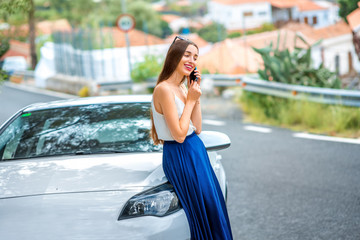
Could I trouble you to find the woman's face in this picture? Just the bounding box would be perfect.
[175,44,198,76]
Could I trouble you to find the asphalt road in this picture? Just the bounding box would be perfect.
[1,83,360,240]
[0,83,69,124]
[201,98,360,240]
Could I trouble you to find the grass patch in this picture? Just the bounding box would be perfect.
[238,90,360,138]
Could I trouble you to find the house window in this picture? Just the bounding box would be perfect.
[304,17,309,24]
[258,11,267,16]
[243,11,253,17]
[313,16,317,25]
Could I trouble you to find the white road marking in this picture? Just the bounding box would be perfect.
[203,119,226,126]
[293,132,360,145]
[244,125,272,133]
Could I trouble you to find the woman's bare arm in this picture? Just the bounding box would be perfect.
[191,99,202,134]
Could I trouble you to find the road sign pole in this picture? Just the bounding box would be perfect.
[123,0,132,77]
[118,1,135,80]
[125,34,132,74]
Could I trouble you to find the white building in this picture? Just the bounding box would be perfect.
[314,1,340,25]
[207,0,339,30]
[284,21,359,76]
[207,0,272,31]
[271,0,336,28]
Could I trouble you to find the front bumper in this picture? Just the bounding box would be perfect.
[0,190,190,240]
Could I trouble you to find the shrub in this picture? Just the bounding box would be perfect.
[228,32,242,38]
[131,54,163,83]
[253,33,341,89]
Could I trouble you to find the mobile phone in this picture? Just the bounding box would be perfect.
[190,67,197,83]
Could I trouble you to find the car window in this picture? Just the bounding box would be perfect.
[0,103,161,160]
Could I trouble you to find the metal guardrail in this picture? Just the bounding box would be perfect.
[12,71,360,107]
[96,80,133,91]
[81,75,360,107]
[237,76,360,107]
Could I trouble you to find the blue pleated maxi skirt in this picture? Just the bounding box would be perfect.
[163,132,233,240]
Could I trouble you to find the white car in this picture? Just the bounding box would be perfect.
[0,95,230,240]
[1,56,28,76]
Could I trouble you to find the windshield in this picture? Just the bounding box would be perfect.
[0,102,161,160]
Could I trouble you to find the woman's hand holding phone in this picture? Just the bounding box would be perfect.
[187,67,202,103]
[189,67,201,84]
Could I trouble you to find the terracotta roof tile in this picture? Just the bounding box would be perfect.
[282,21,351,42]
[270,0,326,11]
[310,21,351,40]
[165,33,210,48]
[233,29,310,49]
[0,49,28,62]
[198,38,266,74]
[4,19,72,37]
[161,14,182,23]
[269,0,299,8]
[0,40,30,61]
[297,1,327,12]
[197,29,311,74]
[347,7,360,31]
[37,19,72,35]
[103,28,165,47]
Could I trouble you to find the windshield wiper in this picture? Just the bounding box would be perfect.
[1,150,135,161]
[74,150,129,155]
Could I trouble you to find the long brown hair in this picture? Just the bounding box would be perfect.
[150,37,199,145]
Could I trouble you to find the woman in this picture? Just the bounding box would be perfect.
[151,36,233,240]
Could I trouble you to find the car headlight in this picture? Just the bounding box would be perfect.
[118,182,181,220]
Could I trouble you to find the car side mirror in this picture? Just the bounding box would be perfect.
[198,131,231,151]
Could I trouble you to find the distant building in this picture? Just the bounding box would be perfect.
[197,19,359,77]
[0,19,72,64]
[207,0,339,31]
[283,21,359,76]
[271,0,338,28]
[208,0,272,31]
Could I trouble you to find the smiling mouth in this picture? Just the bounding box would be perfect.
[184,64,193,71]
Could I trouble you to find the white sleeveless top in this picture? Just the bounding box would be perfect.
[152,94,196,141]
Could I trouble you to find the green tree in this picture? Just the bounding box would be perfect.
[160,19,173,38]
[197,22,227,43]
[128,1,163,38]
[168,1,206,17]
[0,0,37,69]
[0,37,10,82]
[338,0,359,22]
[47,0,97,26]
[0,37,10,58]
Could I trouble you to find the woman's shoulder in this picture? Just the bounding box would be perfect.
[154,82,173,97]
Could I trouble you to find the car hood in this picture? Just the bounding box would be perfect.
[0,152,166,199]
